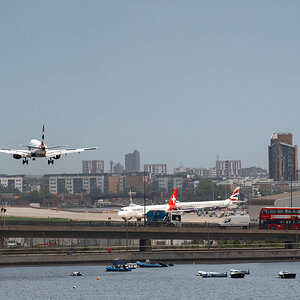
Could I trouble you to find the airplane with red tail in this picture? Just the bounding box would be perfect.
[118,189,178,220]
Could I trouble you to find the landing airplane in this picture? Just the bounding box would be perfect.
[0,125,98,165]
[175,187,241,211]
[118,189,178,220]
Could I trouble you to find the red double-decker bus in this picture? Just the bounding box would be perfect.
[258,207,300,230]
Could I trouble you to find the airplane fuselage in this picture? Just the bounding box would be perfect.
[118,204,171,219]
[176,199,232,210]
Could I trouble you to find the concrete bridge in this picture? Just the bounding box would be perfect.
[0,224,299,250]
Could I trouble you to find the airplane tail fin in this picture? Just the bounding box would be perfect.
[168,189,177,210]
[228,187,240,202]
[41,125,45,148]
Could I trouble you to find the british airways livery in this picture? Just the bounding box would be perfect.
[0,125,98,165]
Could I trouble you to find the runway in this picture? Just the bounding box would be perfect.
[4,206,222,223]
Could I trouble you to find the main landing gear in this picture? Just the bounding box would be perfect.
[48,159,54,165]
[22,159,29,165]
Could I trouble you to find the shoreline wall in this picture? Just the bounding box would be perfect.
[1,249,300,266]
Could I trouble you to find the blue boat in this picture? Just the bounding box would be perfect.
[106,266,131,272]
[136,260,168,268]
[106,258,132,272]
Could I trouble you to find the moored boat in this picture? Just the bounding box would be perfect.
[230,269,250,275]
[230,270,245,278]
[70,271,83,276]
[106,266,131,272]
[278,271,296,279]
[197,271,227,278]
[136,260,168,268]
[106,258,132,272]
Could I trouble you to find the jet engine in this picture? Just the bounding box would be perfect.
[13,154,22,160]
[53,155,61,160]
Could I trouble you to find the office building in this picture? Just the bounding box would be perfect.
[268,132,298,181]
[125,150,140,172]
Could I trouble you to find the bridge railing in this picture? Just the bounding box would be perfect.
[0,219,258,229]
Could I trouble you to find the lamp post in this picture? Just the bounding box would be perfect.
[143,171,146,226]
[291,173,293,208]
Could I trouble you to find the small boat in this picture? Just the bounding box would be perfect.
[70,272,83,276]
[106,258,132,272]
[230,270,245,278]
[197,271,227,278]
[106,265,131,272]
[278,271,296,279]
[136,260,168,268]
[126,262,138,269]
[230,269,250,275]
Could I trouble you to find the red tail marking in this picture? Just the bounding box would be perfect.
[168,189,177,210]
[229,187,240,201]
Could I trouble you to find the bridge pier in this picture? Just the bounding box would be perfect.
[139,239,151,252]
[284,241,299,249]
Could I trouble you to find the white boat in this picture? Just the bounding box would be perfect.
[230,270,245,278]
[278,271,296,279]
[198,271,227,278]
[230,269,250,275]
[70,272,83,276]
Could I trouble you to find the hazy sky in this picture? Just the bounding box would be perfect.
[1,0,300,175]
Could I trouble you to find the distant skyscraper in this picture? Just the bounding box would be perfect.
[125,150,140,172]
[82,160,104,174]
[268,132,298,181]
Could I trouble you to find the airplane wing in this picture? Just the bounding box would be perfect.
[0,149,31,158]
[46,147,98,158]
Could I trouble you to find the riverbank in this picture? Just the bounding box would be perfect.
[1,248,300,266]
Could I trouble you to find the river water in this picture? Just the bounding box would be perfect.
[0,262,300,299]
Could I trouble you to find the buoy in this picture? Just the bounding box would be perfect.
[73,285,77,289]
[97,277,100,280]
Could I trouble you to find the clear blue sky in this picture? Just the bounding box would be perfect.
[0,0,300,175]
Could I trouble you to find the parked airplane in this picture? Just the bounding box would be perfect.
[118,189,178,220]
[175,187,241,211]
[0,125,97,165]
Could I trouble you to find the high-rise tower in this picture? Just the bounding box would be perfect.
[268,132,298,181]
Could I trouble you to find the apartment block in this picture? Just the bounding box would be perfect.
[144,164,167,175]
[216,160,241,178]
[268,132,298,181]
[82,160,104,174]
[0,175,27,192]
[43,174,108,194]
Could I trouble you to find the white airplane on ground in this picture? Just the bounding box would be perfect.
[118,189,178,220]
[175,187,241,211]
[0,125,98,165]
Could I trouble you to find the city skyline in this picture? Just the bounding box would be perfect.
[1,1,300,175]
